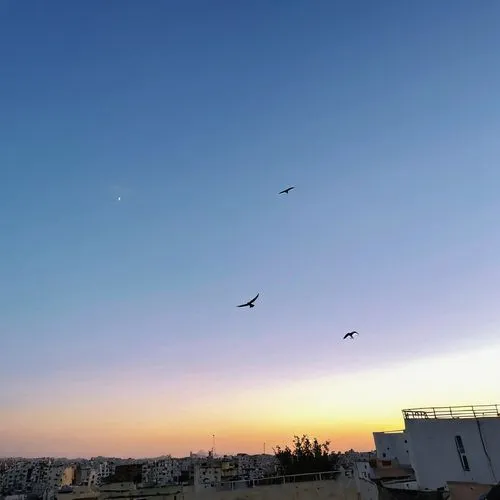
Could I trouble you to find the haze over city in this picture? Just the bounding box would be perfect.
[1,1,500,459]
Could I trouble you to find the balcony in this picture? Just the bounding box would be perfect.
[402,404,500,420]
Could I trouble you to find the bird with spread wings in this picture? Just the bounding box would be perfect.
[343,331,359,340]
[237,293,260,308]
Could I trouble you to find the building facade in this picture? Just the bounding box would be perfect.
[373,431,411,466]
[403,404,500,490]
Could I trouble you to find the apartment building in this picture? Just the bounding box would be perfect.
[141,458,181,486]
[403,404,500,489]
[0,461,75,497]
[235,454,278,480]
[354,403,500,500]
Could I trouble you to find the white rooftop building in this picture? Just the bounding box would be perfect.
[354,403,500,500]
[402,404,500,490]
[373,430,411,466]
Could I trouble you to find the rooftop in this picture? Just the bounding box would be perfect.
[447,481,495,500]
[402,404,500,420]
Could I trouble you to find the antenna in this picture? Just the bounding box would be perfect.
[212,434,216,457]
[264,442,266,454]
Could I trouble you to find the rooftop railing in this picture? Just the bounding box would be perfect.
[214,470,342,491]
[402,404,500,420]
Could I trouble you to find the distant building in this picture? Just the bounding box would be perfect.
[235,454,278,480]
[141,459,180,486]
[103,464,143,485]
[193,460,222,491]
[95,463,114,485]
[74,467,97,488]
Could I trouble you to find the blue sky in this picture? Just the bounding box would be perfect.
[1,1,500,456]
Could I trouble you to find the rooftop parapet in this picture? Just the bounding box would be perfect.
[402,404,500,420]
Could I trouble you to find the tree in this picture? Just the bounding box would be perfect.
[274,435,339,475]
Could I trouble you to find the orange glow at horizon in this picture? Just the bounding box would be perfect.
[2,342,499,458]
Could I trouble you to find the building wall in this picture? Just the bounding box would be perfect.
[405,417,500,490]
[447,481,494,500]
[183,478,357,500]
[381,480,419,490]
[60,467,75,487]
[54,486,99,500]
[373,432,411,466]
[354,463,378,500]
[354,462,375,481]
[356,478,379,500]
[193,464,222,492]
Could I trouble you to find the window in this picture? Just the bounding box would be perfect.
[455,435,470,471]
[455,436,465,454]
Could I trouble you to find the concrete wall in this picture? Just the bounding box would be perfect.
[373,432,411,466]
[356,479,378,500]
[55,487,99,500]
[405,417,500,490]
[52,477,356,500]
[354,462,374,481]
[184,477,357,500]
[447,481,494,500]
[380,480,418,490]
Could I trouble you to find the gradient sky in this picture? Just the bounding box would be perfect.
[1,1,500,459]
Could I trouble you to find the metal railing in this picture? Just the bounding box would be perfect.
[402,404,500,420]
[213,470,341,492]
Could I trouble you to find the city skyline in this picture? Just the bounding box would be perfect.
[2,1,500,458]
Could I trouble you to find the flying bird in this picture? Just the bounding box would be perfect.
[343,331,359,340]
[279,186,295,195]
[237,293,260,308]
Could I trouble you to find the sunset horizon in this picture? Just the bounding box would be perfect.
[3,340,499,459]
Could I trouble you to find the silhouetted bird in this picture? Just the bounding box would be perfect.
[237,293,260,308]
[279,186,295,194]
[343,331,359,340]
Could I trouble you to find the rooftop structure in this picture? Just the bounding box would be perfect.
[372,430,411,466]
[401,403,500,489]
[402,404,500,421]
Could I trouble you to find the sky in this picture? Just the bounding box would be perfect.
[1,0,500,459]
